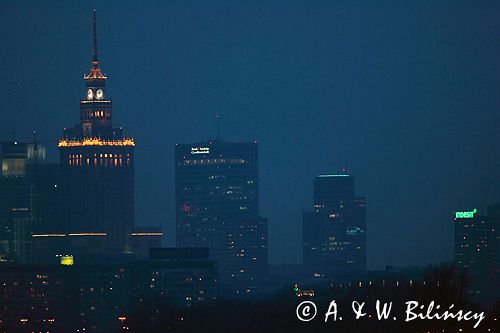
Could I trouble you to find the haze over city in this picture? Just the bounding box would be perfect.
[1,1,498,269]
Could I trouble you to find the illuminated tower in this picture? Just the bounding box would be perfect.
[58,10,135,256]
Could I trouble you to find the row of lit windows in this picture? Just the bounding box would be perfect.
[68,153,132,167]
[182,158,247,166]
[346,227,364,236]
[83,110,110,119]
[69,153,131,158]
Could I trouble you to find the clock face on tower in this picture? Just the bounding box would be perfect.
[87,89,94,100]
[96,89,104,100]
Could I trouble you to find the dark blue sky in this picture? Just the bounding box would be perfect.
[1,1,498,268]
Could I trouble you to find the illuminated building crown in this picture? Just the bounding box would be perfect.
[84,9,107,80]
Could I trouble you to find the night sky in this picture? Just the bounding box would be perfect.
[1,1,498,268]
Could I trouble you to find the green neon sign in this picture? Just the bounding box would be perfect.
[455,208,477,219]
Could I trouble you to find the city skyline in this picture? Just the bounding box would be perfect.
[0,3,498,332]
[1,1,499,269]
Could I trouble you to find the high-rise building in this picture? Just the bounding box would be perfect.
[0,140,60,263]
[454,205,498,305]
[58,11,135,256]
[303,173,366,276]
[486,203,500,270]
[1,140,45,177]
[454,207,497,274]
[175,140,267,296]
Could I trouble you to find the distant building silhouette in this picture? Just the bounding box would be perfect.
[303,172,366,276]
[454,205,498,305]
[128,227,163,257]
[0,140,61,263]
[175,140,267,297]
[486,203,500,271]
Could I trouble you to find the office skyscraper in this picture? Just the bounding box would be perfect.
[0,140,60,263]
[57,11,135,255]
[454,207,497,274]
[454,205,498,304]
[486,203,500,271]
[303,173,366,275]
[175,140,267,296]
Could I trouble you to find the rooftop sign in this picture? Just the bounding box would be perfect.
[455,208,477,219]
[191,147,210,154]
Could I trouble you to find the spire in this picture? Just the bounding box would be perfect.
[92,9,98,65]
[216,114,221,140]
[84,9,107,80]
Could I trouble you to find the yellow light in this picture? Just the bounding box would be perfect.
[68,233,107,236]
[84,66,107,79]
[58,138,135,147]
[60,255,74,266]
[32,234,66,237]
[80,100,111,104]
[130,232,164,236]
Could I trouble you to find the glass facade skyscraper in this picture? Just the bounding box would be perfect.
[303,173,366,276]
[175,140,267,296]
[454,207,497,274]
[0,141,61,263]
